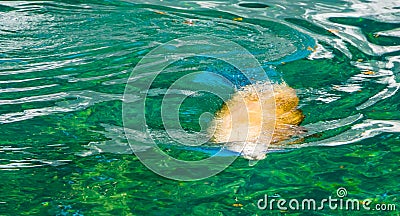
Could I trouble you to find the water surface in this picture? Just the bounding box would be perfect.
[0,0,399,215]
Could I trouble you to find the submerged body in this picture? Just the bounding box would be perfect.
[210,82,305,160]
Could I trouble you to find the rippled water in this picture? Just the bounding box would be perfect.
[0,0,399,215]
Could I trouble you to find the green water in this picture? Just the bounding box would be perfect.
[0,1,399,215]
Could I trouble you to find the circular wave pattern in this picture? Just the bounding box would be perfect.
[123,35,281,180]
[0,0,398,169]
[0,1,399,215]
[0,0,316,170]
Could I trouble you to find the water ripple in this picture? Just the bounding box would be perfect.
[0,0,399,159]
[0,84,57,93]
[0,91,124,124]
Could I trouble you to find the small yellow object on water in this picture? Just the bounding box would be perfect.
[327,29,339,33]
[184,19,194,25]
[154,11,166,15]
[209,82,305,160]
[233,17,243,21]
[232,203,243,207]
[307,46,315,52]
[362,70,375,75]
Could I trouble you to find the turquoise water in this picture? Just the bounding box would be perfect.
[0,0,399,215]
